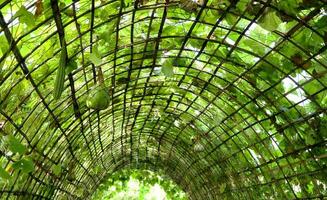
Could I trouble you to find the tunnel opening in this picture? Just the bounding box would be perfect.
[91,168,187,200]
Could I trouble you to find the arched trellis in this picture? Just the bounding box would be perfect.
[0,0,326,199]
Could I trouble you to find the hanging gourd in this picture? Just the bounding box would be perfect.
[86,48,110,110]
[53,45,67,100]
[86,69,110,110]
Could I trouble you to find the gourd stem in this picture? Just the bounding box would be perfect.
[97,67,105,86]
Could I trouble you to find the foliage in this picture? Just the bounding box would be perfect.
[0,0,326,199]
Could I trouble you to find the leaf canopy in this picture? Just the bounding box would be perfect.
[0,0,326,199]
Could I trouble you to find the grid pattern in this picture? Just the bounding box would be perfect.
[0,0,326,199]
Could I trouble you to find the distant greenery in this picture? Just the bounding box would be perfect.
[91,169,188,200]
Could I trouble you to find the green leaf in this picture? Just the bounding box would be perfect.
[98,21,117,44]
[99,31,112,44]
[161,60,174,77]
[203,9,219,24]
[258,11,282,31]
[225,13,238,26]
[220,183,226,194]
[277,0,301,16]
[162,25,177,36]
[6,135,26,155]
[65,59,78,75]
[242,39,265,55]
[0,167,11,179]
[0,59,4,75]
[15,6,35,28]
[89,47,102,66]
[12,158,35,174]
[189,38,204,49]
[306,182,314,194]
[52,164,62,176]
[0,35,9,54]
[0,40,6,76]
[236,0,251,12]
[315,16,327,31]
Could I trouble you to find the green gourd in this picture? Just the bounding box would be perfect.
[86,67,110,110]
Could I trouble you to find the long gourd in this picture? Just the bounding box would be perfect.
[53,47,67,99]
